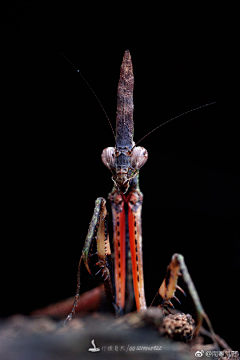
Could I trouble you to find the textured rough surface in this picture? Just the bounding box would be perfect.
[0,313,197,360]
[1,305,230,360]
[159,312,195,342]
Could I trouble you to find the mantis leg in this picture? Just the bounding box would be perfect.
[157,254,218,346]
[64,197,115,324]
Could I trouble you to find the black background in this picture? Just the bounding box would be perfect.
[2,1,239,350]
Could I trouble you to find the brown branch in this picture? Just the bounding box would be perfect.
[31,285,105,317]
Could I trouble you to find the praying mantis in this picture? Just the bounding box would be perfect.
[63,50,217,341]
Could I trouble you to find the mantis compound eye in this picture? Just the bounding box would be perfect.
[101,147,115,170]
[130,146,148,169]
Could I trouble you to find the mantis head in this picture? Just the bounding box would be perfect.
[101,145,148,194]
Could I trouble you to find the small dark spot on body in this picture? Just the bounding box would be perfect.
[136,255,138,261]
[134,221,136,226]
[117,231,120,236]
[135,239,137,244]
[117,221,120,226]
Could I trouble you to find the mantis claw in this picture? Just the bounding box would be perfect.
[176,285,187,297]
[173,295,181,305]
[94,269,102,276]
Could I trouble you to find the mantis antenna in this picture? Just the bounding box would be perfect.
[133,102,216,149]
[60,52,116,143]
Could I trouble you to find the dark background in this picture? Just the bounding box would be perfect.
[2,1,239,350]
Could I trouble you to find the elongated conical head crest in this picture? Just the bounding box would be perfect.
[116,50,134,151]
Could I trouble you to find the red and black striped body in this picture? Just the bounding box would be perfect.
[109,178,146,311]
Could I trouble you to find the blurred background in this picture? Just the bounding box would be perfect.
[2,0,239,349]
